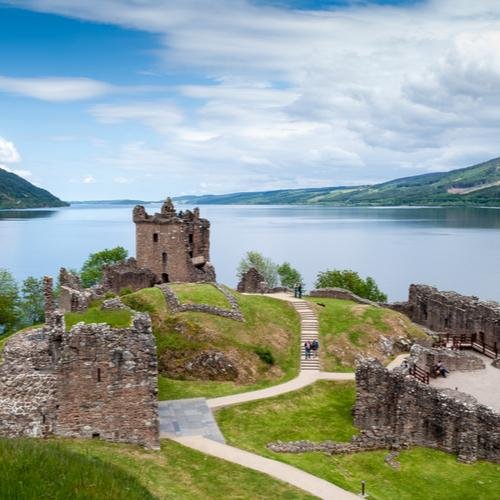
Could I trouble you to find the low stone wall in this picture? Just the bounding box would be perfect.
[0,310,160,449]
[157,283,244,322]
[354,359,500,463]
[237,267,268,293]
[101,258,157,294]
[411,344,485,373]
[309,287,380,307]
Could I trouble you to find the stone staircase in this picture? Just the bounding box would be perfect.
[292,301,320,371]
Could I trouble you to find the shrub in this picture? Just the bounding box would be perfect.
[315,269,387,302]
[119,287,133,296]
[80,247,128,288]
[104,291,117,299]
[254,347,275,365]
[121,294,155,314]
[237,251,279,288]
[277,262,303,288]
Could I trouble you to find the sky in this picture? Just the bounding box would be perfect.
[1,0,500,200]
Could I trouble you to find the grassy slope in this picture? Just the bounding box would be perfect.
[64,306,133,331]
[216,381,500,500]
[306,297,428,371]
[1,438,313,500]
[169,283,230,308]
[175,157,500,207]
[0,167,68,209]
[122,287,300,400]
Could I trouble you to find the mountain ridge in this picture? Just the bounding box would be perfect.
[173,157,500,207]
[0,168,68,209]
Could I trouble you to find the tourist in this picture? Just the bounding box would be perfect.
[304,341,312,359]
[293,283,298,298]
[297,283,303,299]
[435,362,450,378]
[311,339,319,358]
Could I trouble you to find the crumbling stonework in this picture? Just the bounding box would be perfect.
[310,287,380,307]
[354,359,500,463]
[0,282,160,449]
[59,268,96,313]
[411,344,485,374]
[157,283,244,322]
[390,284,500,347]
[237,267,267,293]
[134,198,216,283]
[101,257,157,294]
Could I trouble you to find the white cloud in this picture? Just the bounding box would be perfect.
[0,75,113,102]
[11,0,500,190]
[0,136,21,164]
[83,175,96,184]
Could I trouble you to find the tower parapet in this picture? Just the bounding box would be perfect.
[134,198,216,283]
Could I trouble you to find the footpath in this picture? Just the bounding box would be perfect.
[161,293,358,499]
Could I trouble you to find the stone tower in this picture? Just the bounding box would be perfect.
[133,198,216,283]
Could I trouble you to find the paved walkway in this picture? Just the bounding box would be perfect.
[173,435,359,500]
[159,398,225,443]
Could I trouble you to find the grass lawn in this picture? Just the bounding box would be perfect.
[125,287,301,400]
[216,381,500,500]
[169,283,231,308]
[65,306,133,331]
[0,438,313,499]
[305,297,427,371]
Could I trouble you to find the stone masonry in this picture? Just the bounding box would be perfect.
[134,198,216,284]
[0,279,160,449]
[354,359,500,463]
[310,287,380,307]
[389,284,500,346]
[237,267,268,293]
[101,257,157,294]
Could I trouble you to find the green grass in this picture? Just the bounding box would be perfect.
[124,287,301,400]
[305,297,427,371]
[0,438,313,499]
[169,283,231,308]
[64,306,133,331]
[216,381,500,500]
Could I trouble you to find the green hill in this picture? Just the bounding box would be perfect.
[175,157,500,207]
[0,168,68,209]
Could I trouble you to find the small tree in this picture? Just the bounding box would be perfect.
[80,246,128,288]
[20,276,45,326]
[0,269,20,334]
[237,251,279,288]
[277,262,303,288]
[315,269,387,302]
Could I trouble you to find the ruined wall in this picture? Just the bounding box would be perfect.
[411,344,485,373]
[237,267,267,293]
[310,287,380,307]
[0,307,160,448]
[393,284,500,346]
[101,258,157,294]
[354,359,500,463]
[134,199,216,284]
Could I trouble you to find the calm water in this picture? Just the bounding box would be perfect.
[0,204,499,302]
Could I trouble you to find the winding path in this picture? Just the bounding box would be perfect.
[162,292,358,499]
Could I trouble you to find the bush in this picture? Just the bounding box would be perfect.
[237,251,279,288]
[80,247,128,288]
[277,262,303,288]
[119,287,133,296]
[254,347,275,365]
[121,294,155,314]
[315,269,387,302]
[104,291,117,299]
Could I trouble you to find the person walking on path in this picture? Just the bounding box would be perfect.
[311,339,319,358]
[304,341,312,359]
[297,284,303,299]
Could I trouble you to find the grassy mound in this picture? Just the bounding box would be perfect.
[169,283,231,308]
[0,438,313,499]
[64,305,133,331]
[122,287,300,400]
[216,381,500,500]
[306,297,428,371]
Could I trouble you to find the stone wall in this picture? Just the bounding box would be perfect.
[237,267,268,293]
[354,359,500,463]
[309,287,380,307]
[0,288,160,449]
[101,258,157,294]
[411,344,485,373]
[134,199,216,283]
[390,284,500,346]
[157,283,244,322]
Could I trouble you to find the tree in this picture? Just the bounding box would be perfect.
[80,246,128,288]
[237,251,279,288]
[277,262,303,288]
[315,269,387,302]
[0,269,20,334]
[20,276,45,326]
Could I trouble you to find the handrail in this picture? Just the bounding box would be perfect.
[409,364,430,384]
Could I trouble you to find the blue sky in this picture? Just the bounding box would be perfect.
[0,0,499,200]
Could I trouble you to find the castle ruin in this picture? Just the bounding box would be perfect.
[0,277,160,449]
[133,198,216,283]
